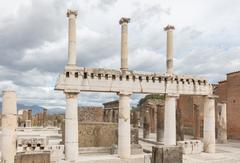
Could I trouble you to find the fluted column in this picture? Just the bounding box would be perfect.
[203,96,216,153]
[217,102,227,144]
[164,94,178,145]
[118,91,131,159]
[119,17,130,74]
[67,9,78,65]
[1,90,17,163]
[65,92,79,161]
[164,25,175,75]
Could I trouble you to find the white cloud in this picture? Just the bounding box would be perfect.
[0,0,240,108]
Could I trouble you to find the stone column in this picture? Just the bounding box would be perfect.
[156,104,164,142]
[43,108,48,127]
[119,17,130,74]
[193,104,201,139]
[164,94,178,145]
[65,92,79,161]
[164,25,175,75]
[150,107,156,133]
[67,9,78,65]
[203,96,216,153]
[217,103,227,143]
[118,92,131,159]
[143,109,151,139]
[176,100,184,141]
[1,90,17,163]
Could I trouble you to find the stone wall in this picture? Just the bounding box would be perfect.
[62,122,139,147]
[78,106,104,122]
[78,122,117,147]
[14,152,50,163]
[214,71,240,139]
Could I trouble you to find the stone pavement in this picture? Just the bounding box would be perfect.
[139,129,240,163]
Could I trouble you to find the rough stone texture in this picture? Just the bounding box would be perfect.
[176,101,184,141]
[78,122,117,147]
[214,71,240,139]
[78,106,104,122]
[178,95,204,137]
[152,145,182,163]
[14,152,50,163]
[76,122,139,147]
[177,140,203,154]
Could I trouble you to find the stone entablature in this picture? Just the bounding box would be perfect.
[55,67,212,95]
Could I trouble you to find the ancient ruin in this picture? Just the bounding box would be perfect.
[54,9,216,162]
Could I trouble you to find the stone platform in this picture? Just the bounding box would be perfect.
[58,154,145,163]
[139,129,240,163]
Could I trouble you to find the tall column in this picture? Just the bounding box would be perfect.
[65,92,79,161]
[118,92,131,159]
[164,94,178,145]
[176,101,184,141]
[119,17,130,74]
[67,9,78,65]
[1,90,17,163]
[217,103,227,144]
[143,109,150,139]
[164,25,175,75]
[193,104,201,139]
[203,96,216,153]
[156,104,164,142]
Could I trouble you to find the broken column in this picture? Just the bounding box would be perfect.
[217,102,227,143]
[118,91,131,159]
[67,9,78,65]
[119,17,130,74]
[193,104,201,139]
[64,92,79,161]
[164,25,175,75]
[203,96,216,153]
[156,104,164,142]
[164,94,178,145]
[43,108,48,127]
[1,90,17,163]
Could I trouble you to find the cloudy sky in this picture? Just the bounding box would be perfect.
[0,0,239,109]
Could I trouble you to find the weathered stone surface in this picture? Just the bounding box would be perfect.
[61,121,140,148]
[14,152,50,163]
[177,140,203,154]
[214,71,240,139]
[78,106,104,122]
[152,146,182,163]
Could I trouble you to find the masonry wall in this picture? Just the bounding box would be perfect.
[214,71,240,139]
[78,106,104,122]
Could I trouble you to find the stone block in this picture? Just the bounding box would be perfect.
[177,140,203,154]
[152,145,182,163]
[14,152,50,163]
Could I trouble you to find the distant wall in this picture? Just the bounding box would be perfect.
[14,152,50,163]
[78,107,104,122]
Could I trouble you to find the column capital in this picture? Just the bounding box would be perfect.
[119,17,130,25]
[65,92,79,99]
[67,9,78,18]
[164,25,175,31]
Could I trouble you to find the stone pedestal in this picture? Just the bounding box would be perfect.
[65,92,79,161]
[118,92,131,159]
[217,103,227,144]
[156,104,164,142]
[1,90,17,163]
[164,94,178,145]
[193,104,201,139]
[203,96,216,153]
[67,9,78,65]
